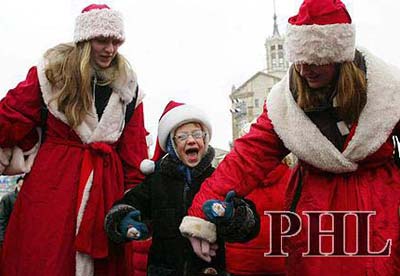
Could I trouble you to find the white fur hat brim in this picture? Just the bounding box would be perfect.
[285,23,356,65]
[74,8,125,43]
[158,104,212,152]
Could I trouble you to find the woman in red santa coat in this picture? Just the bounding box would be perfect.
[179,0,400,275]
[0,4,149,276]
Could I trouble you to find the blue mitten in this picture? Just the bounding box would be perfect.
[119,210,149,241]
[202,190,236,223]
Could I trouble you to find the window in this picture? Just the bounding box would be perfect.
[278,44,283,49]
[271,45,275,50]
[255,98,260,108]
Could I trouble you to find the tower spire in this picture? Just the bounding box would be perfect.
[273,0,280,36]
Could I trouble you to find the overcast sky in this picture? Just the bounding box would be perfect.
[1,0,399,151]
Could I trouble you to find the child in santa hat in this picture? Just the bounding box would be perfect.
[105,101,227,276]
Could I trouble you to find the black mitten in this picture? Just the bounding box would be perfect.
[216,197,260,243]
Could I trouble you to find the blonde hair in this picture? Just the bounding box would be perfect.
[44,42,130,128]
[294,62,367,124]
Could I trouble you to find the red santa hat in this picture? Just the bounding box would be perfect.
[140,101,212,175]
[73,4,125,44]
[285,0,355,65]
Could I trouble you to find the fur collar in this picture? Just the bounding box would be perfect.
[37,44,143,144]
[267,48,400,173]
[159,146,215,178]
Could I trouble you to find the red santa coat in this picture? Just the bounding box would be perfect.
[125,239,152,276]
[0,54,148,275]
[225,163,290,275]
[186,48,400,275]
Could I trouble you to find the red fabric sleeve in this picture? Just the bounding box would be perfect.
[0,67,42,149]
[117,102,149,190]
[188,105,289,218]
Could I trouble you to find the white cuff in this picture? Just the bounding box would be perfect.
[179,216,216,243]
[1,128,41,175]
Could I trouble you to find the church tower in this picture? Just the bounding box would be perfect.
[264,0,288,76]
[229,0,288,143]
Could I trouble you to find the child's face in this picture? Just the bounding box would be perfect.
[173,122,206,167]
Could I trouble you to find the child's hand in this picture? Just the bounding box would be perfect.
[119,210,149,240]
[188,237,218,263]
[202,190,235,223]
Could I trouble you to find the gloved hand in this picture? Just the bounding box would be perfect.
[119,210,149,241]
[202,190,236,223]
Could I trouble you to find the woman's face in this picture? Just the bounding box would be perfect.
[295,63,337,89]
[90,36,123,69]
[173,122,206,167]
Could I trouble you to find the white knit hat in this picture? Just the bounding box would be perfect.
[73,4,125,44]
[285,0,355,65]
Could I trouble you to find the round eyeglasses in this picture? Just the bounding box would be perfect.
[174,129,206,143]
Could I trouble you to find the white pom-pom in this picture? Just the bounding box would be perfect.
[140,159,155,175]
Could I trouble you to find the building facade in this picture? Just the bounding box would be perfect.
[230,11,289,141]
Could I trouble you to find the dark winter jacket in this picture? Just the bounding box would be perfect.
[0,188,18,243]
[106,146,226,276]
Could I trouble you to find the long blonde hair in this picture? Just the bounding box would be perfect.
[293,61,367,124]
[44,42,129,128]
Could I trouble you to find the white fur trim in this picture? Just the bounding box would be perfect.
[76,252,94,276]
[146,133,154,148]
[89,93,124,143]
[74,8,124,43]
[267,75,357,173]
[140,159,155,175]
[179,216,216,243]
[285,23,355,65]
[1,128,41,175]
[158,105,212,151]
[266,48,400,173]
[37,56,137,144]
[343,48,400,161]
[75,172,94,276]
[109,64,137,104]
[76,170,94,234]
